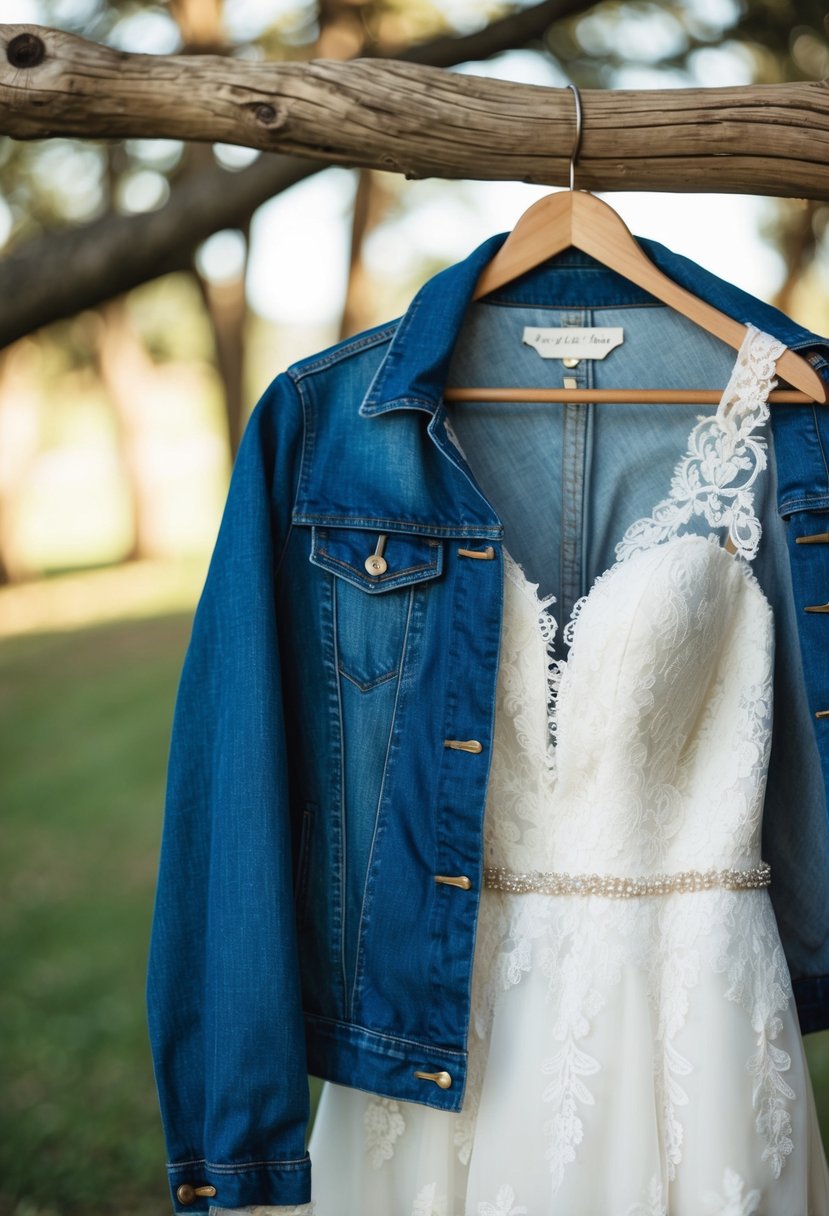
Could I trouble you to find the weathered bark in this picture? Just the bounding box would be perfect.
[1,25,828,198]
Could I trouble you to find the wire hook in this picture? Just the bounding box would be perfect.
[566,82,582,191]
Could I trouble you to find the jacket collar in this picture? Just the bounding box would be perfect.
[358,230,829,419]
[358,233,506,418]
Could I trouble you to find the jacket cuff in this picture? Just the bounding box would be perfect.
[167,1156,311,1213]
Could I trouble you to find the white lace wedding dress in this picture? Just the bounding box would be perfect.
[214,325,829,1216]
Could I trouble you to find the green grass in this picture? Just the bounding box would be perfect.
[0,611,192,1216]
[2,570,829,1214]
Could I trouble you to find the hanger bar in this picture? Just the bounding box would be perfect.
[443,387,815,405]
[467,190,828,405]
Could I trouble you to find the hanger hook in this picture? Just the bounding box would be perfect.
[566,82,582,192]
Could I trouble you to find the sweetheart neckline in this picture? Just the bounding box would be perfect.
[502,530,772,657]
[501,533,773,779]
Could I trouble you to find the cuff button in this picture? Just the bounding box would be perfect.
[176,1184,217,1204]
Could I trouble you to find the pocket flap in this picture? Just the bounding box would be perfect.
[310,527,444,593]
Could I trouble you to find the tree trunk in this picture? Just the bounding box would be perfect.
[339,169,395,341]
[0,342,41,584]
[94,298,167,561]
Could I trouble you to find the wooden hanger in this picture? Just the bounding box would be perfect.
[443,85,826,407]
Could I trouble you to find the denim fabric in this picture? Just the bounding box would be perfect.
[146,231,829,1212]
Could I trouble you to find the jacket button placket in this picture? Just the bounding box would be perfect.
[418,537,501,1102]
[797,529,829,718]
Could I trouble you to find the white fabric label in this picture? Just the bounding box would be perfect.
[522,327,624,360]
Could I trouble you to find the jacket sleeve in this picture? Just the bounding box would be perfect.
[145,373,312,1213]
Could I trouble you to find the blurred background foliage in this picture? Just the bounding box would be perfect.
[2,1,829,1213]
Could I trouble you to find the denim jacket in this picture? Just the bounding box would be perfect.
[146,231,829,1212]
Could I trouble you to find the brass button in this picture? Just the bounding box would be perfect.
[435,874,472,890]
[365,532,388,575]
[414,1069,453,1089]
[562,357,580,369]
[176,1184,217,1204]
[444,739,483,753]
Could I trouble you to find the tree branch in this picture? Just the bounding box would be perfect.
[0,0,590,346]
[1,25,828,194]
[2,12,829,347]
[0,154,317,348]
[394,0,588,67]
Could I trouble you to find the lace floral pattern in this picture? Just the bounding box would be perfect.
[364,1097,405,1169]
[616,325,786,564]
[701,1169,762,1215]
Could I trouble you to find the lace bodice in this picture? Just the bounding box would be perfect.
[486,324,781,882]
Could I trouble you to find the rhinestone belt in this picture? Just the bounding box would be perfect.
[483,862,772,898]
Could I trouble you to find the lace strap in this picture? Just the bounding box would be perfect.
[615,324,787,564]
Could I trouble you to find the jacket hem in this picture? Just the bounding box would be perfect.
[167,1155,311,1213]
[305,1011,468,1113]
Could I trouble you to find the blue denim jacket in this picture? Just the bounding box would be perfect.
[146,231,829,1212]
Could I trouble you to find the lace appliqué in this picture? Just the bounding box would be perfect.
[410,1183,527,1216]
[701,1167,762,1215]
[502,550,561,776]
[477,1184,529,1215]
[624,1175,667,1216]
[622,1168,761,1216]
[363,1096,406,1168]
[616,325,786,564]
[410,1182,448,1216]
[716,905,796,1177]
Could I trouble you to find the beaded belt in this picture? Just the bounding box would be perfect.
[483,862,771,899]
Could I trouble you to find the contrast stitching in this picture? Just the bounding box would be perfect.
[296,513,502,537]
[287,323,397,380]
[811,402,829,487]
[168,1156,310,1172]
[305,1012,467,1058]
[315,549,439,581]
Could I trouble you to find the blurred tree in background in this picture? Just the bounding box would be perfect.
[2,3,829,1214]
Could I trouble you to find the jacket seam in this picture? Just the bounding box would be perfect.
[779,494,829,514]
[350,585,416,1014]
[361,395,438,414]
[294,513,503,537]
[330,575,349,1014]
[273,374,306,583]
[167,1156,310,1171]
[286,323,397,380]
[305,1012,467,1058]
[291,375,315,545]
[315,550,440,581]
[811,403,829,487]
[476,296,666,311]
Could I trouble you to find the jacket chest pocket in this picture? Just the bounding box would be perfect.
[310,526,444,691]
